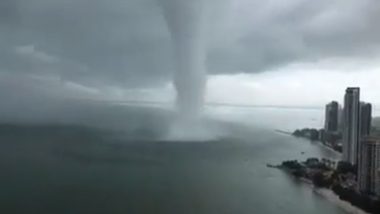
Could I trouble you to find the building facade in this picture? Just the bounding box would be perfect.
[360,102,372,137]
[325,101,339,133]
[342,87,361,165]
[358,137,380,196]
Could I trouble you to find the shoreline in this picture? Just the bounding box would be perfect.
[270,159,377,214]
[291,128,343,153]
[314,188,369,214]
[320,142,342,155]
[292,172,369,214]
[274,129,293,135]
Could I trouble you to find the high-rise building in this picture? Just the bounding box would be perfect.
[358,137,380,196]
[325,101,339,132]
[338,104,344,132]
[342,87,361,165]
[360,102,372,137]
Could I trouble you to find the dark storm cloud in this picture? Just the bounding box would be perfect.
[1,0,380,87]
[0,0,173,88]
[208,0,380,73]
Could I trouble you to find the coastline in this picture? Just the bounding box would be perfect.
[313,188,369,214]
[274,129,293,135]
[294,173,369,214]
[291,128,343,153]
[274,128,341,156]
[271,159,377,214]
[320,142,342,155]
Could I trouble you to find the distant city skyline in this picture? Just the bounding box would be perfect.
[320,87,379,198]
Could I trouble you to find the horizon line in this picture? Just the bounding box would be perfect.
[75,98,379,111]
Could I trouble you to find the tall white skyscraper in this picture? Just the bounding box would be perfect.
[358,137,380,196]
[342,87,361,165]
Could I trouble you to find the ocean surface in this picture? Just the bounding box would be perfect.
[0,105,350,214]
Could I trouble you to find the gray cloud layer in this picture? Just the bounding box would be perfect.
[1,0,380,89]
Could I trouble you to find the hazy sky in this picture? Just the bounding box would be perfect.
[1,0,380,111]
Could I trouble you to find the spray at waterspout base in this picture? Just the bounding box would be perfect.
[164,115,220,142]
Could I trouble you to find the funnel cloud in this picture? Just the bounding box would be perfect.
[158,0,207,117]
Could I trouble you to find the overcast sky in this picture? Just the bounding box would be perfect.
[1,0,380,111]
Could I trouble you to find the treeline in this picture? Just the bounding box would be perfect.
[280,160,380,214]
[332,184,380,213]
